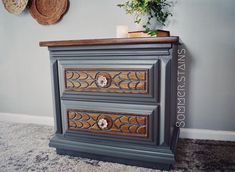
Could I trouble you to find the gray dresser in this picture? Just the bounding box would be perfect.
[40,37,179,170]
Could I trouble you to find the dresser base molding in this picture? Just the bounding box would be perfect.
[56,149,172,170]
[50,127,179,170]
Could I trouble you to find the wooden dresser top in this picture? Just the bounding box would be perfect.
[40,37,179,47]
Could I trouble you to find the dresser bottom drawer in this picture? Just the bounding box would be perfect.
[60,100,159,146]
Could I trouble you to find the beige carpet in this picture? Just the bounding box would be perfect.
[0,121,164,172]
[0,121,234,172]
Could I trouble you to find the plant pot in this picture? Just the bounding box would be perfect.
[128,30,170,38]
[130,15,169,37]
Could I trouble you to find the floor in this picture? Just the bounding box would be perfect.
[0,121,234,172]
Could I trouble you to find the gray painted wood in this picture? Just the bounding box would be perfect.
[46,40,179,170]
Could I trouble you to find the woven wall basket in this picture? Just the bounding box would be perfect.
[29,0,69,25]
[2,0,29,15]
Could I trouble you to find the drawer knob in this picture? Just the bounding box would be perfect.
[97,75,108,88]
[98,118,108,129]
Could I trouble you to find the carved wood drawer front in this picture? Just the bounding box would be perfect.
[62,101,158,145]
[64,69,148,94]
[58,60,159,102]
[67,109,148,138]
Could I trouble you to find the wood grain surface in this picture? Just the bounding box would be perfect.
[64,68,148,94]
[40,37,179,47]
[67,109,148,138]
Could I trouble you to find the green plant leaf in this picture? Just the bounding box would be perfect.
[117,0,172,36]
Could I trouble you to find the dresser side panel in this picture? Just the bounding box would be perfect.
[50,57,63,134]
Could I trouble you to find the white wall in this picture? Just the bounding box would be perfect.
[0,0,235,131]
[167,0,235,131]
[0,0,134,117]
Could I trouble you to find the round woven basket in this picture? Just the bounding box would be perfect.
[2,0,29,15]
[29,0,69,25]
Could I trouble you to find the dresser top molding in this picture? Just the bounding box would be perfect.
[39,37,179,47]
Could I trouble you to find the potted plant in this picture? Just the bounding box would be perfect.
[117,0,172,36]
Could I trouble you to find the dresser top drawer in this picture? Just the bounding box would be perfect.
[58,59,159,103]
[65,68,148,94]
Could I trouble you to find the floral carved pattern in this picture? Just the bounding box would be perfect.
[64,69,148,94]
[67,109,148,138]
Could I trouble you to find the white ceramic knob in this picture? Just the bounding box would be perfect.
[97,75,108,88]
[98,118,108,129]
